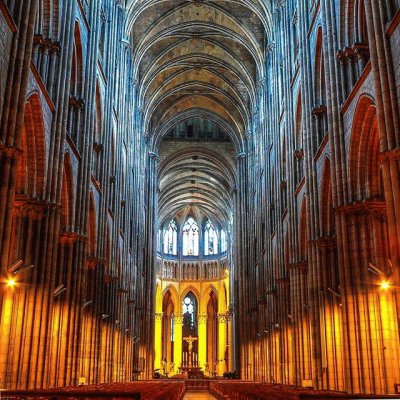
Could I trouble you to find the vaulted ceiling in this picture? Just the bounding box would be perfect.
[158,146,236,227]
[125,0,272,226]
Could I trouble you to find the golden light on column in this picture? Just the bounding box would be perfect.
[174,314,183,374]
[380,281,391,291]
[154,313,163,371]
[218,313,227,376]
[198,315,207,373]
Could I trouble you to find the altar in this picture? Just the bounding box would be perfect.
[178,367,204,379]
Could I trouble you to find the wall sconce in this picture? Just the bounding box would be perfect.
[8,259,34,275]
[54,284,66,297]
[83,300,93,309]
[6,278,16,288]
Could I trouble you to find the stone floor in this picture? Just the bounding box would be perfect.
[183,391,217,400]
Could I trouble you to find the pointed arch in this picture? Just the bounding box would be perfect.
[16,93,47,198]
[88,191,97,256]
[181,286,200,306]
[162,285,179,311]
[60,153,74,230]
[313,27,328,143]
[320,157,335,235]
[348,96,381,201]
[71,22,84,96]
[93,83,103,181]
[204,219,218,256]
[200,284,219,314]
[163,219,178,256]
[182,217,200,256]
[294,91,304,185]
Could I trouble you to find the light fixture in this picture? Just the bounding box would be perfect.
[54,284,66,297]
[83,300,93,309]
[6,278,16,288]
[380,281,391,291]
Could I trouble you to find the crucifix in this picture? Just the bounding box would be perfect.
[183,335,198,367]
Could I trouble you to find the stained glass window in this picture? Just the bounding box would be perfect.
[221,229,227,253]
[163,220,178,255]
[204,220,218,255]
[182,294,196,329]
[183,218,199,256]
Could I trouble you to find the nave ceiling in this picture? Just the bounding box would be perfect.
[125,0,272,149]
[125,0,272,227]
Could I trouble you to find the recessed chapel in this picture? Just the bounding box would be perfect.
[1,0,400,398]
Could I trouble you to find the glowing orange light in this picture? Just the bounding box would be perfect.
[380,281,391,290]
[6,278,16,288]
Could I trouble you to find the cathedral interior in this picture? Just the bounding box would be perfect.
[1,0,400,398]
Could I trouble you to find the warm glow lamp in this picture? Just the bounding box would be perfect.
[6,278,16,288]
[380,281,391,290]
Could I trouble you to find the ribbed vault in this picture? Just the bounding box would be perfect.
[158,147,236,227]
[126,0,271,149]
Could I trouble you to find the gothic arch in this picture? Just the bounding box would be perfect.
[348,95,381,201]
[60,153,74,230]
[93,83,103,180]
[320,157,334,236]
[295,91,303,148]
[16,93,46,198]
[88,191,97,256]
[181,286,200,307]
[71,22,84,97]
[162,285,179,311]
[313,27,328,143]
[200,284,218,314]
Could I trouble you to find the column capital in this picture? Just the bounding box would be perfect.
[174,314,184,324]
[218,313,227,323]
[311,105,327,118]
[59,231,86,246]
[266,41,275,53]
[13,195,58,220]
[337,199,386,216]
[149,151,159,161]
[379,146,400,162]
[198,314,208,324]
[0,143,23,159]
[155,312,163,321]
[289,260,308,273]
[277,0,286,7]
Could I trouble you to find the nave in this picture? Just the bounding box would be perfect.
[1,0,400,396]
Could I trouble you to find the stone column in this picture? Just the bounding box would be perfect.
[226,312,233,372]
[218,313,227,376]
[235,151,248,378]
[173,315,183,373]
[197,314,207,373]
[154,312,163,372]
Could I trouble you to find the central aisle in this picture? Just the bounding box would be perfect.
[183,391,217,400]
